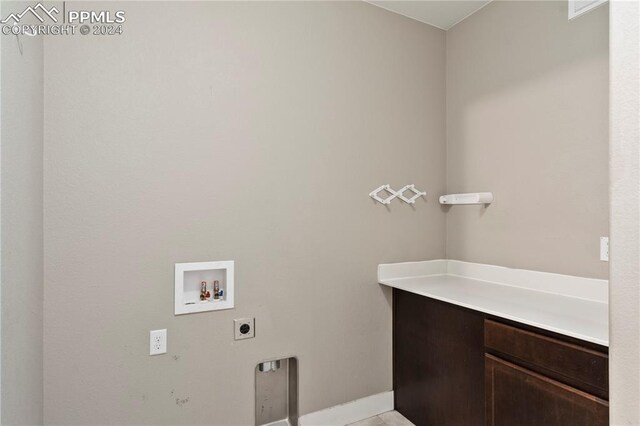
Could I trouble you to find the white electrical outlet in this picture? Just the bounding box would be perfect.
[150,329,167,355]
[600,237,609,262]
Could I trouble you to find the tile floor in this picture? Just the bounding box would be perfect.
[347,410,414,426]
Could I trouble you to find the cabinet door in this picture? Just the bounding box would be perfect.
[394,289,485,426]
[485,354,608,426]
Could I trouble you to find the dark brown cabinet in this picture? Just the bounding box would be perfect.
[393,287,485,426]
[485,354,608,426]
[393,289,609,426]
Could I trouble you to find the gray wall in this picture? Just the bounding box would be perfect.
[445,1,609,279]
[1,2,45,424]
[43,2,446,424]
[610,0,640,424]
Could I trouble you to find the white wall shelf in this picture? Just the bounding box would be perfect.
[439,192,493,205]
[174,261,234,315]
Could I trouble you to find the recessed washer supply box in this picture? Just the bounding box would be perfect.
[174,260,234,315]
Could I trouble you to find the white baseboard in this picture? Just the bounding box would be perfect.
[299,391,394,426]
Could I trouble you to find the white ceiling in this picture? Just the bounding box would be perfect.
[365,1,492,30]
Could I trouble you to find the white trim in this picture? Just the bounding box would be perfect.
[299,391,394,426]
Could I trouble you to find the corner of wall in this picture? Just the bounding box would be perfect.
[609,0,640,423]
[0,7,45,423]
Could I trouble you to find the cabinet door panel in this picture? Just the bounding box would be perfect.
[485,354,608,426]
[394,289,485,426]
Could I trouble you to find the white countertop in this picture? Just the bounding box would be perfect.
[378,260,609,346]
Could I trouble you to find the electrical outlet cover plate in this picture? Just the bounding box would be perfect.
[600,237,609,262]
[150,329,167,355]
[234,318,255,340]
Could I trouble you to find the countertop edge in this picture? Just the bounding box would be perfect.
[378,259,608,303]
[379,277,609,347]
